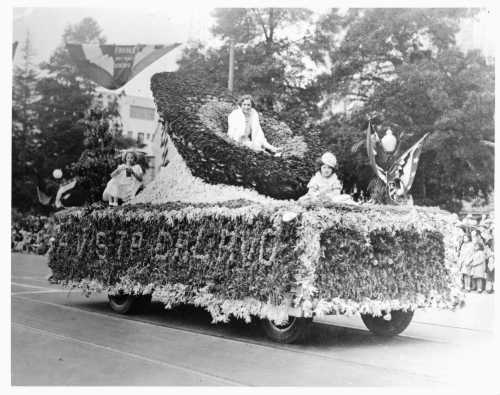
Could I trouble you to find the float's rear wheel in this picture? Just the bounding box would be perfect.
[361,310,414,336]
[261,316,312,344]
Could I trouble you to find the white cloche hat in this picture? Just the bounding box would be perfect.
[321,152,337,168]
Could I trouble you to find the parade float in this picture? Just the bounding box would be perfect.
[48,72,464,343]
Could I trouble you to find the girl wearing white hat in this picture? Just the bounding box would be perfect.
[300,152,344,201]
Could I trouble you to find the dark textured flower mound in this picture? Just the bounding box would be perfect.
[150,72,322,200]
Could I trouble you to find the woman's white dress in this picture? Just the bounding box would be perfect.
[227,108,275,152]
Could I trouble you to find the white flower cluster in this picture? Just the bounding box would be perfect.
[56,268,464,325]
[130,138,280,205]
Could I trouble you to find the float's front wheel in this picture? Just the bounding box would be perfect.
[261,316,312,344]
[361,310,414,336]
[108,293,138,314]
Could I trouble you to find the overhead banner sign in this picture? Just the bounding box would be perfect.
[66,43,181,90]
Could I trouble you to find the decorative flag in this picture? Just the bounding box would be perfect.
[66,43,181,89]
[366,119,429,202]
[366,120,387,184]
[387,133,429,200]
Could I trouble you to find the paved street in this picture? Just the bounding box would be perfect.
[11,253,498,387]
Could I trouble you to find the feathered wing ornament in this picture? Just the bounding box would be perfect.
[37,186,52,206]
[55,179,78,208]
[387,133,429,202]
[66,43,181,89]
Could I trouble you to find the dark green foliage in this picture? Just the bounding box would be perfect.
[35,18,100,181]
[48,201,453,305]
[313,8,475,105]
[12,33,43,211]
[316,225,449,301]
[67,99,128,205]
[48,203,300,302]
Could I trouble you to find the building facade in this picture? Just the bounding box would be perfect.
[98,90,161,184]
[119,95,159,145]
[98,89,159,145]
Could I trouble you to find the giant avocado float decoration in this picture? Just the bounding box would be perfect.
[150,72,324,200]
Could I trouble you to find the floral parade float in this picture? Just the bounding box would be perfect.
[48,72,464,343]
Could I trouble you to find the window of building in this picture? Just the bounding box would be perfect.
[127,131,133,139]
[146,133,151,140]
[137,133,145,144]
[130,105,155,120]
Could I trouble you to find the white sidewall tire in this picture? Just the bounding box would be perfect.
[261,317,312,343]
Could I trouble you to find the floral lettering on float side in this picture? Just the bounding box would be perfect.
[115,230,128,260]
[96,231,108,261]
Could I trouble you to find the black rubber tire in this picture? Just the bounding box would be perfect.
[108,293,138,314]
[361,309,414,336]
[261,316,313,344]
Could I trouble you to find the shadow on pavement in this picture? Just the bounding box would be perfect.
[63,298,428,349]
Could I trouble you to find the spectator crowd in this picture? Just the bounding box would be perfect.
[11,211,55,255]
[458,213,495,293]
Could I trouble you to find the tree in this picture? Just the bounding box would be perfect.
[34,17,105,184]
[177,8,321,127]
[212,8,311,50]
[313,8,475,109]
[315,9,493,211]
[12,32,41,211]
[68,95,125,204]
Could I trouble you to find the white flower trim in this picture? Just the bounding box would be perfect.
[59,277,465,325]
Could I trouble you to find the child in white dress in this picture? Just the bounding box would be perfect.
[102,151,143,206]
[301,152,354,203]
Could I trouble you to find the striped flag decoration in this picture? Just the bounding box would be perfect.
[160,123,170,166]
[66,43,181,90]
[387,133,429,200]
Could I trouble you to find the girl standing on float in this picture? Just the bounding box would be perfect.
[102,151,143,206]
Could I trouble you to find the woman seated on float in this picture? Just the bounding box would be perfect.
[228,94,281,156]
[102,151,143,206]
[300,152,355,204]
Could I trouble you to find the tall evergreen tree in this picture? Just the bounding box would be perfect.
[12,32,41,211]
[34,17,105,182]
